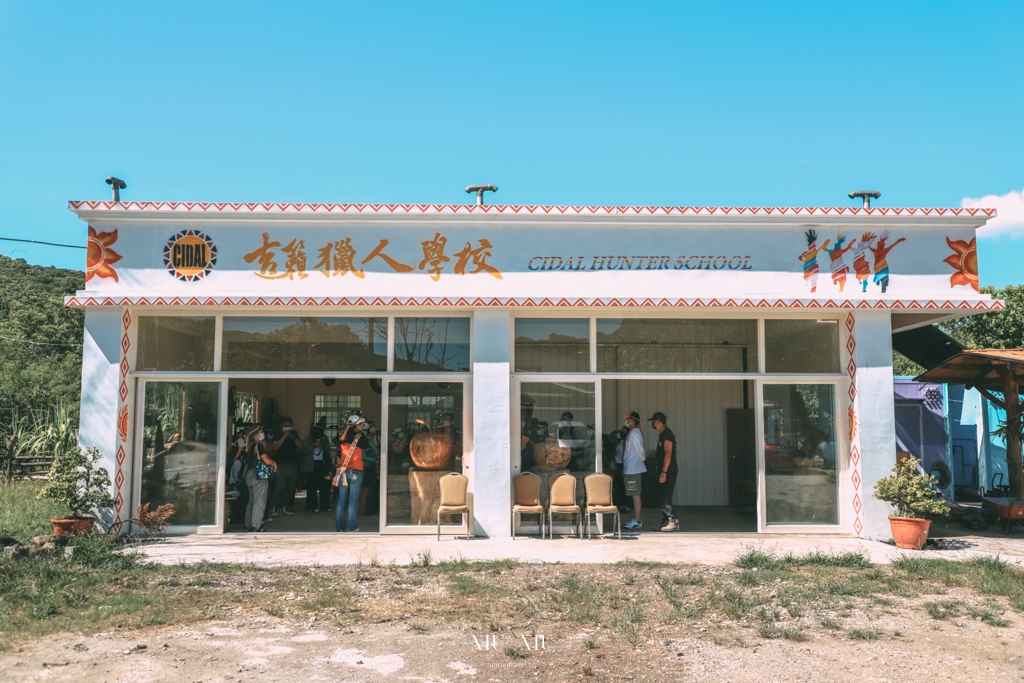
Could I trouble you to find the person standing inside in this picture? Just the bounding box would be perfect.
[334,415,368,532]
[621,411,646,531]
[304,436,331,513]
[268,417,303,517]
[649,412,679,532]
[244,426,277,532]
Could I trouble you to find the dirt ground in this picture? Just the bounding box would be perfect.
[0,612,1020,683]
[2,559,1023,682]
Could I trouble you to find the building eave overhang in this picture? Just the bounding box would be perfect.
[68,201,996,229]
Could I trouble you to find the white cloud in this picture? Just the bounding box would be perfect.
[961,188,1024,238]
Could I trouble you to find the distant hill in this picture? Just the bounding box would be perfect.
[0,255,84,418]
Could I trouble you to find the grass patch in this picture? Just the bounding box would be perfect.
[0,481,70,544]
[924,600,962,620]
[759,623,807,641]
[449,574,500,596]
[504,645,530,659]
[967,604,1011,627]
[848,627,882,641]
[735,547,870,571]
[818,616,841,630]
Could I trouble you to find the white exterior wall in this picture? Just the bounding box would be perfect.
[78,308,122,530]
[66,201,999,537]
[470,310,513,537]
[854,311,899,540]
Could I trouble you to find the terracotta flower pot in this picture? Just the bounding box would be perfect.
[889,516,931,550]
[51,517,96,537]
[409,432,454,470]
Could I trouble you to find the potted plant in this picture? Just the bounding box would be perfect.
[873,456,949,550]
[39,446,116,536]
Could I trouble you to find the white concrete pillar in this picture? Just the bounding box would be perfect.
[854,311,898,540]
[470,309,512,537]
[78,308,123,530]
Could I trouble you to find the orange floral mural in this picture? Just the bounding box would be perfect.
[86,225,122,282]
[118,405,129,442]
[944,237,979,292]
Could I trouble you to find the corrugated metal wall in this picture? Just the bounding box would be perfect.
[602,379,746,506]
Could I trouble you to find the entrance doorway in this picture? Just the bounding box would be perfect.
[225,377,384,534]
[601,379,757,533]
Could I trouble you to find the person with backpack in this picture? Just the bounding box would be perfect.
[244,425,278,532]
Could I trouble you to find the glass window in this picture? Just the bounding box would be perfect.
[137,317,215,371]
[385,382,464,526]
[765,319,840,374]
[515,318,590,372]
[313,394,362,443]
[140,381,221,526]
[597,319,757,373]
[518,381,596,535]
[763,384,839,525]
[222,317,387,372]
[393,317,470,372]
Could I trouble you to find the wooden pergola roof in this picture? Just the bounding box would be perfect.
[916,349,1024,399]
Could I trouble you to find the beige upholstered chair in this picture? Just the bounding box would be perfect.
[437,472,472,540]
[512,472,545,539]
[584,473,620,540]
[548,473,582,539]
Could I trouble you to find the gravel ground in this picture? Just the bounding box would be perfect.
[0,612,1020,683]
[4,556,1024,683]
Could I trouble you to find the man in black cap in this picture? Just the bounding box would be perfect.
[649,411,679,532]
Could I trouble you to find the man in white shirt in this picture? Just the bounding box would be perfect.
[621,411,646,530]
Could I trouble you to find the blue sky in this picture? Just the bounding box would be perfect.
[1,2,1021,285]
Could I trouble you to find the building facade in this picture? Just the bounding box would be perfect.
[70,200,999,539]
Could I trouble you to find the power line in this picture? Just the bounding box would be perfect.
[0,334,82,347]
[0,237,86,250]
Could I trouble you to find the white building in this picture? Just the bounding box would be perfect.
[70,199,998,539]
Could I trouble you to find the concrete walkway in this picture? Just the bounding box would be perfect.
[135,531,1024,567]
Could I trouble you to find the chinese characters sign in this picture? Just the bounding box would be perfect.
[243,232,502,282]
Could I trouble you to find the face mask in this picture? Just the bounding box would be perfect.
[257,433,265,442]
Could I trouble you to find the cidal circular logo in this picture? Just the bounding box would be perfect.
[163,230,217,281]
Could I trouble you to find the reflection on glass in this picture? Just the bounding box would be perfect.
[763,384,838,525]
[386,382,463,526]
[140,382,221,526]
[597,319,757,373]
[222,317,387,372]
[137,317,215,371]
[514,318,590,372]
[520,382,596,527]
[765,320,840,373]
[393,318,470,372]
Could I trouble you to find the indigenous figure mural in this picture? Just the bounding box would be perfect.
[869,231,906,294]
[826,232,856,292]
[799,229,830,294]
[851,232,876,293]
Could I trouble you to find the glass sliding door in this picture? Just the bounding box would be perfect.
[138,381,223,531]
[384,381,465,529]
[762,383,839,527]
[518,381,596,535]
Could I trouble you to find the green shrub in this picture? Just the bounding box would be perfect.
[873,457,949,519]
[38,446,114,519]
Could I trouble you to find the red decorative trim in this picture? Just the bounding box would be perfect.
[846,313,862,537]
[113,309,132,531]
[65,295,1006,311]
[68,200,998,218]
